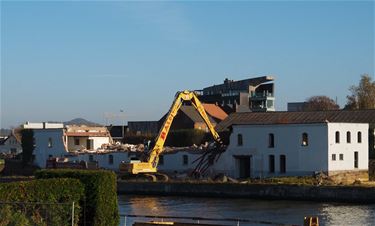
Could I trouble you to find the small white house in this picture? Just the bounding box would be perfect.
[214,110,374,180]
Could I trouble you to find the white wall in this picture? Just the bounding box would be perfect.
[327,123,368,171]
[69,152,129,171]
[33,129,68,168]
[213,123,330,178]
[158,151,201,173]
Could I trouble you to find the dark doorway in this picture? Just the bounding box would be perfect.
[86,139,92,150]
[235,156,251,179]
[354,151,358,168]
[280,155,286,173]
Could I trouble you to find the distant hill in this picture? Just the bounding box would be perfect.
[64,118,102,127]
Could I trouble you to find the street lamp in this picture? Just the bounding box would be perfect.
[120,110,125,143]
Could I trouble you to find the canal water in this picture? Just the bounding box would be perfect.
[118,195,375,226]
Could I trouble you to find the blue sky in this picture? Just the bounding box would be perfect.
[1,1,374,128]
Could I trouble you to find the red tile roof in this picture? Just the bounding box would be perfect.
[202,104,228,121]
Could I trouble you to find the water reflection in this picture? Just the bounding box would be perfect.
[118,195,375,226]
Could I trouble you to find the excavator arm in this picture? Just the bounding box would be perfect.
[120,90,222,175]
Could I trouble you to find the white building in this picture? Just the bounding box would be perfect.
[214,111,374,180]
[22,122,113,168]
[214,123,368,179]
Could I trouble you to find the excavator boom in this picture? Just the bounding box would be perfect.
[119,90,222,175]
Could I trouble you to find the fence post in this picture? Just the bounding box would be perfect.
[71,202,75,226]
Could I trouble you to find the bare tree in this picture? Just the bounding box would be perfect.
[305,96,340,111]
[345,74,375,110]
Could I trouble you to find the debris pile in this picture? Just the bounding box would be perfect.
[68,141,224,156]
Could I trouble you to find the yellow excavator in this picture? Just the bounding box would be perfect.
[119,90,223,178]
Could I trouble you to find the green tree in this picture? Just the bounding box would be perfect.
[345,74,375,110]
[21,129,35,166]
[305,96,339,111]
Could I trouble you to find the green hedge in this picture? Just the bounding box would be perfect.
[35,169,119,226]
[0,178,84,226]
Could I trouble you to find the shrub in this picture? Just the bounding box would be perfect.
[0,178,84,226]
[35,169,119,226]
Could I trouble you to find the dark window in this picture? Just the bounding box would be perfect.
[354,151,358,168]
[48,138,52,148]
[269,155,275,173]
[183,155,188,165]
[10,148,17,154]
[89,155,94,162]
[335,131,340,143]
[74,138,80,145]
[159,155,164,165]
[48,155,52,159]
[280,155,286,173]
[237,134,243,146]
[339,154,344,161]
[332,154,336,161]
[268,133,275,148]
[108,154,114,165]
[357,132,362,143]
[347,131,351,143]
[302,133,308,146]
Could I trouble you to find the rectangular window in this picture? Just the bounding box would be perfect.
[269,155,275,173]
[108,154,114,165]
[354,151,358,168]
[74,138,80,145]
[280,155,286,174]
[159,155,164,165]
[237,134,243,146]
[10,148,17,154]
[339,154,344,161]
[183,155,188,165]
[89,155,94,162]
[332,154,336,161]
[268,134,275,148]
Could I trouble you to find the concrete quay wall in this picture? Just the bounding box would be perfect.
[118,181,375,204]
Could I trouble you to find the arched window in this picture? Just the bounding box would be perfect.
[302,133,308,146]
[335,131,340,143]
[268,133,275,148]
[347,131,351,143]
[237,134,243,146]
[357,132,362,143]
